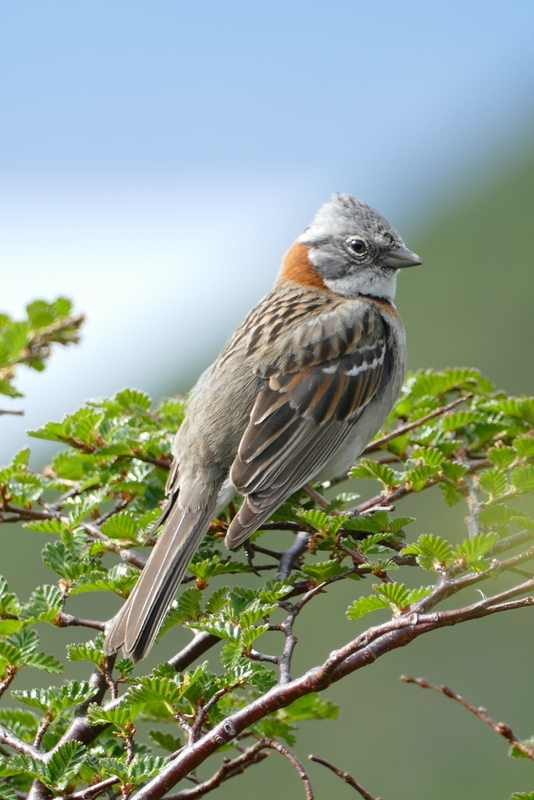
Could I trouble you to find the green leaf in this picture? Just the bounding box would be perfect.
[439,482,463,507]
[100,511,142,542]
[12,681,95,714]
[454,533,499,569]
[402,534,453,571]
[176,587,203,621]
[343,511,392,534]
[297,509,329,531]
[347,594,388,620]
[99,754,166,784]
[508,736,534,759]
[410,446,444,466]
[21,585,62,622]
[440,461,468,482]
[11,741,86,791]
[149,730,182,753]
[67,634,106,666]
[477,505,516,529]
[511,465,534,493]
[205,586,230,613]
[441,411,477,431]
[350,460,400,487]
[405,464,440,491]
[301,561,347,582]
[487,446,517,469]
[514,436,534,459]
[375,582,411,612]
[87,703,136,731]
[0,780,18,800]
[479,469,508,499]
[114,388,152,411]
[280,693,339,722]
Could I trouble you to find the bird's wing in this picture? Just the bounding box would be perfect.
[226,301,391,547]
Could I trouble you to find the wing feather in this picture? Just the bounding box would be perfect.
[226,303,390,547]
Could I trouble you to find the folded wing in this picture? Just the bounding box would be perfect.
[226,302,390,547]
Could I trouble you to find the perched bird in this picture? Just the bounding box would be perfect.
[104,193,422,661]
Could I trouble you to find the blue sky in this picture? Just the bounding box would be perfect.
[1,0,533,461]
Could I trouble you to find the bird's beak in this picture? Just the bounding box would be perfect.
[382,245,423,268]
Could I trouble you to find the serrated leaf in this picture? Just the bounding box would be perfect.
[176,587,203,621]
[439,482,463,507]
[100,511,141,542]
[23,518,70,535]
[21,585,62,622]
[440,461,468,482]
[87,703,135,730]
[280,693,339,722]
[514,436,534,459]
[479,469,508,499]
[411,447,444,466]
[11,741,86,791]
[115,388,152,411]
[375,582,411,611]
[67,635,106,666]
[149,729,181,752]
[301,561,347,582]
[13,681,95,714]
[205,586,230,613]
[239,602,277,628]
[297,509,329,531]
[511,465,534,493]
[454,533,499,568]
[343,511,391,533]
[347,594,388,619]
[350,460,400,487]
[402,534,453,571]
[478,505,516,528]
[99,754,166,784]
[0,780,18,800]
[487,446,517,469]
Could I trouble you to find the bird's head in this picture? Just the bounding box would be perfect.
[289,193,423,301]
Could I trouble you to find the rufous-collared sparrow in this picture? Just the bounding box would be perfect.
[104,193,422,660]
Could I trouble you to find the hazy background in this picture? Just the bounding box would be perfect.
[1,2,534,798]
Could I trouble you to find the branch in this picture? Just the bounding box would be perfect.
[264,739,314,799]
[0,722,42,758]
[309,754,382,800]
[400,675,534,759]
[168,631,221,671]
[61,776,120,799]
[362,394,472,455]
[130,590,534,800]
[163,740,269,799]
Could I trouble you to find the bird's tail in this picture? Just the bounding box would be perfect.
[104,498,217,662]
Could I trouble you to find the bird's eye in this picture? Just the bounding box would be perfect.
[348,238,367,255]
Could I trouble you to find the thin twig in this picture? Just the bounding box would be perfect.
[0,408,24,416]
[302,484,329,509]
[56,612,106,631]
[62,776,120,799]
[264,738,314,799]
[190,686,237,744]
[362,394,473,455]
[0,722,42,758]
[309,754,382,800]
[400,675,534,759]
[162,740,269,799]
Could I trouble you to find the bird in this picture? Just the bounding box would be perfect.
[104,193,422,661]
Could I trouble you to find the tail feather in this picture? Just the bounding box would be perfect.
[104,499,216,661]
